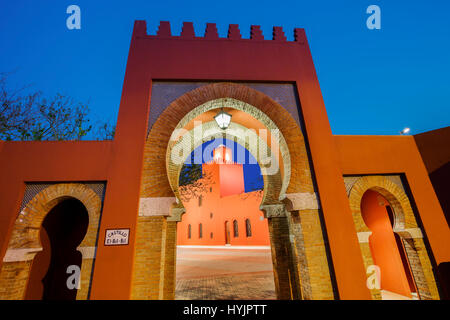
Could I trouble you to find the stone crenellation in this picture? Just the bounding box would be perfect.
[133,20,306,43]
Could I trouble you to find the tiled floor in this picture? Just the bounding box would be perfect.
[175,246,276,300]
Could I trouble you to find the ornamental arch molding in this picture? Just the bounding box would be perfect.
[141,82,313,206]
[348,176,416,233]
[0,183,102,300]
[167,119,283,208]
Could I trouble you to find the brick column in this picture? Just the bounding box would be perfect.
[131,216,164,299]
[161,207,184,299]
[262,204,301,300]
[161,221,177,299]
[0,251,39,299]
[283,193,335,299]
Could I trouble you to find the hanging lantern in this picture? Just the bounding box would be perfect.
[214,108,232,130]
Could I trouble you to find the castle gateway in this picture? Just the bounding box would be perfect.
[0,21,449,300]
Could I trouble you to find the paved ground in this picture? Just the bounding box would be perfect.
[175,246,276,300]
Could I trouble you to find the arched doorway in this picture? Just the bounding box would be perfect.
[347,175,441,300]
[0,183,102,300]
[225,221,231,245]
[361,190,417,299]
[175,139,274,299]
[133,82,335,300]
[25,198,89,300]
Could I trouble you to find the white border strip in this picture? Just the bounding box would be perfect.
[177,245,271,250]
[3,248,42,262]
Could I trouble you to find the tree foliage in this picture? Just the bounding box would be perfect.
[178,164,213,202]
[179,163,203,187]
[0,73,115,141]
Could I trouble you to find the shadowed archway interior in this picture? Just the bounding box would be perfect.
[25,198,89,300]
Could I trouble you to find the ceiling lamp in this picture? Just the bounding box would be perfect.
[214,107,232,130]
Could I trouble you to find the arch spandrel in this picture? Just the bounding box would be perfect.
[142,82,311,204]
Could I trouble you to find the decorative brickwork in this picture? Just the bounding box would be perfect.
[131,216,165,299]
[0,183,102,300]
[142,83,314,201]
[133,82,333,300]
[271,216,300,299]
[262,204,299,299]
[347,175,440,300]
[18,182,105,213]
[288,209,335,300]
[147,82,303,134]
[160,221,177,299]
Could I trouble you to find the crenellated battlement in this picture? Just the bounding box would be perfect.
[132,20,306,44]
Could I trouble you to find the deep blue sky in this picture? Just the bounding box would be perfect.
[1,1,449,135]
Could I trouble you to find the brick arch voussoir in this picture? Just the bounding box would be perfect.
[143,82,306,200]
[8,183,102,250]
[168,121,283,206]
[349,176,419,233]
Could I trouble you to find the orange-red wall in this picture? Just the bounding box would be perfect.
[414,127,450,228]
[177,161,269,246]
[219,163,245,198]
[334,135,450,272]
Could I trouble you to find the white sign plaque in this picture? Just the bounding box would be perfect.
[105,228,130,246]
